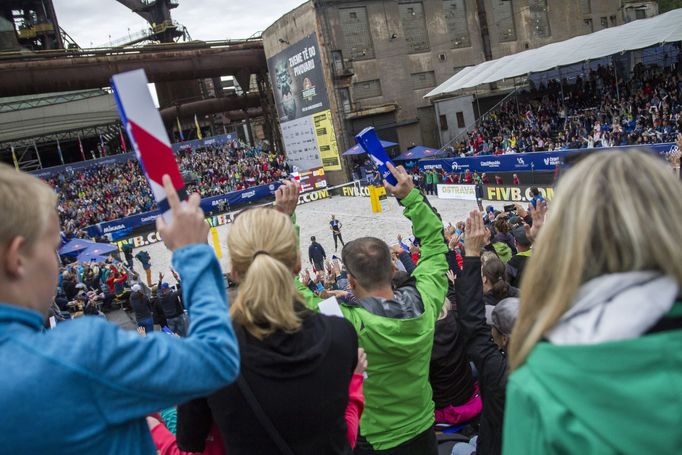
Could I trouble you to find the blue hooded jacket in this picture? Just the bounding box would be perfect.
[0,244,239,454]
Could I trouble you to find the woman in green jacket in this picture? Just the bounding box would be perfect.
[503,150,682,454]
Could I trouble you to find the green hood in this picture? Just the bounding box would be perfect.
[503,330,682,454]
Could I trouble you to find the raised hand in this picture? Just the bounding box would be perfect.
[355,348,368,375]
[446,269,457,284]
[156,175,209,252]
[526,200,548,241]
[273,179,300,216]
[464,210,487,257]
[383,162,414,199]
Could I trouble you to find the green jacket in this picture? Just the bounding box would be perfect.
[345,189,448,449]
[503,305,682,454]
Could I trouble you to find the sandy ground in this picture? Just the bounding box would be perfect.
[133,195,506,284]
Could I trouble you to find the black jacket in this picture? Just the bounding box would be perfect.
[158,290,184,319]
[308,242,326,265]
[129,292,152,321]
[430,283,475,408]
[506,254,530,288]
[483,285,520,307]
[177,306,358,454]
[456,256,508,455]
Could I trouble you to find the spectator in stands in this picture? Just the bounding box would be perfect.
[482,257,519,307]
[0,168,240,453]
[451,209,524,455]
[491,218,517,262]
[158,283,187,337]
[506,227,532,288]
[430,270,482,426]
[494,175,503,185]
[512,174,520,185]
[177,181,359,454]
[130,283,154,333]
[337,163,448,454]
[308,236,326,272]
[504,150,682,454]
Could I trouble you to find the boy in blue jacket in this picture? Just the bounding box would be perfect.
[0,167,240,454]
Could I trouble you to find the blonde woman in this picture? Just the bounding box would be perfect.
[504,150,682,454]
[176,181,359,454]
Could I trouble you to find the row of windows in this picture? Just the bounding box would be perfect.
[352,70,438,100]
[339,1,553,61]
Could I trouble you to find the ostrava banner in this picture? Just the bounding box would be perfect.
[419,143,676,173]
[483,185,554,202]
[437,184,477,201]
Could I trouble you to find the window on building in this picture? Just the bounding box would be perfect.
[635,9,646,20]
[353,79,382,99]
[583,18,593,33]
[580,0,591,14]
[443,0,470,48]
[398,2,430,53]
[338,88,352,114]
[456,111,465,128]
[529,0,551,38]
[609,15,617,26]
[439,114,448,130]
[339,7,375,60]
[491,0,517,42]
[600,16,608,28]
[411,71,436,90]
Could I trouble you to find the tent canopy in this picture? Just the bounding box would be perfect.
[342,140,398,156]
[59,238,97,256]
[394,146,443,161]
[426,8,682,99]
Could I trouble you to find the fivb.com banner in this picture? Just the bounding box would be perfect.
[267,33,341,171]
[419,143,676,173]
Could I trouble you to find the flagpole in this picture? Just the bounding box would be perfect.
[33,140,43,169]
[78,134,86,161]
[56,137,65,165]
[10,144,19,170]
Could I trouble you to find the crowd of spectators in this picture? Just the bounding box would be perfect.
[448,63,680,156]
[45,144,289,231]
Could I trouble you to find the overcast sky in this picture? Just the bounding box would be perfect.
[53,0,306,48]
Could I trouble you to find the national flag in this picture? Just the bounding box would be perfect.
[119,126,127,152]
[194,114,203,140]
[176,117,185,141]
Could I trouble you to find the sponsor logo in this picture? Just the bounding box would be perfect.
[543,157,561,166]
[437,184,477,201]
[268,184,275,191]
[341,186,370,197]
[480,160,501,168]
[484,186,554,202]
[423,164,443,170]
[298,189,329,204]
[211,199,228,207]
[103,224,125,233]
[141,215,157,223]
[241,190,256,199]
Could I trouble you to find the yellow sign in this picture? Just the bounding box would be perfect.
[312,109,342,171]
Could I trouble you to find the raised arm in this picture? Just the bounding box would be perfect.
[384,163,448,315]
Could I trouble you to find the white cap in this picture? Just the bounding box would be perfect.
[131,284,141,293]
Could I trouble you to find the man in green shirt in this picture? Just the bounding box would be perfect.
[342,163,447,453]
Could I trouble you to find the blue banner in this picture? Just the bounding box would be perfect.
[85,181,282,238]
[418,143,676,173]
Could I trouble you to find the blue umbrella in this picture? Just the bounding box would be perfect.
[394,146,444,161]
[342,140,398,156]
[58,238,97,256]
[76,251,111,263]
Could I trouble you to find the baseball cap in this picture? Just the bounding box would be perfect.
[486,205,495,213]
[131,284,141,293]
[512,227,531,247]
[485,297,520,337]
[161,282,170,289]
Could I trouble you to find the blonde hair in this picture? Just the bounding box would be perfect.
[227,207,304,338]
[510,150,682,370]
[0,163,57,250]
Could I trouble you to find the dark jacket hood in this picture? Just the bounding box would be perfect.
[236,305,332,379]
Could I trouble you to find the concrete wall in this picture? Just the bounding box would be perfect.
[434,94,476,147]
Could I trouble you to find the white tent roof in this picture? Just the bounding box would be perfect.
[426,8,682,99]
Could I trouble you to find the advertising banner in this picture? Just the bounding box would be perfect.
[437,184,477,201]
[298,166,328,193]
[419,143,676,173]
[267,33,341,172]
[482,185,554,202]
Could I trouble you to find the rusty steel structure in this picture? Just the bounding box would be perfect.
[0,40,267,98]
